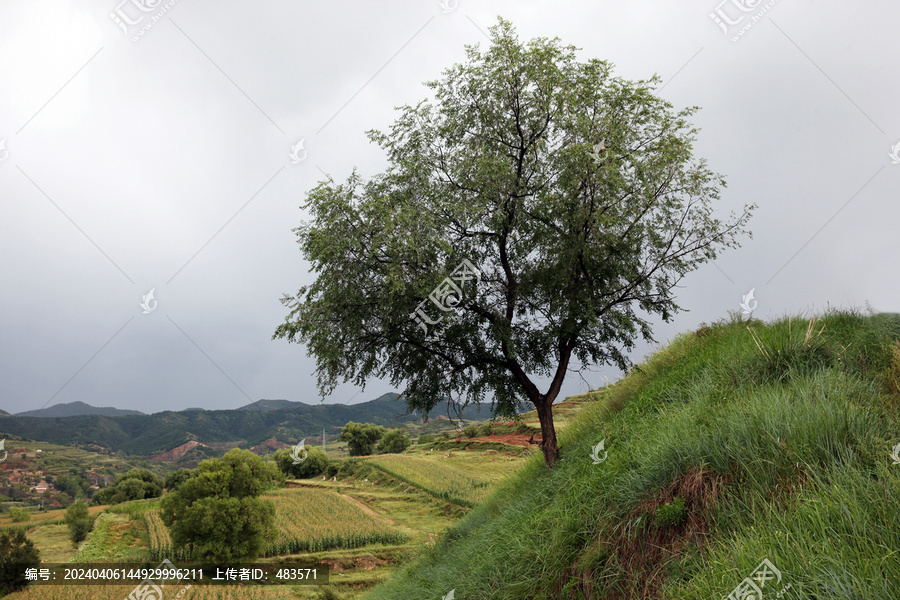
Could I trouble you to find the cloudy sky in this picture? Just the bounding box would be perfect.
[1,0,897,415]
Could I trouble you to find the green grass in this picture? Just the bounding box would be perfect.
[71,511,147,561]
[364,454,501,507]
[359,309,900,600]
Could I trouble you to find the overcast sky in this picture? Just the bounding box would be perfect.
[1,0,897,415]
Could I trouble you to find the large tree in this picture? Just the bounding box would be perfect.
[160,449,278,562]
[274,19,754,467]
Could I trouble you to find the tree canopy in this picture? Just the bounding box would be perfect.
[273,445,329,478]
[159,449,279,562]
[339,422,387,456]
[274,18,754,467]
[93,468,163,505]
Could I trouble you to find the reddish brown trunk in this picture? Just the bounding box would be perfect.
[534,398,559,468]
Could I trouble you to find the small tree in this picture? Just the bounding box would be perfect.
[274,446,329,478]
[65,499,93,544]
[160,449,278,562]
[0,529,41,595]
[339,422,387,456]
[377,429,411,454]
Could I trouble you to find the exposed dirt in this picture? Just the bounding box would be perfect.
[151,440,206,461]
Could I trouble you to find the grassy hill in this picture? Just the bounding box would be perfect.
[360,309,900,599]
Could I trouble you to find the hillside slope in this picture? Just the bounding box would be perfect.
[362,310,900,600]
[0,394,487,456]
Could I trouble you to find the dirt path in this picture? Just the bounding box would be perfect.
[340,493,399,526]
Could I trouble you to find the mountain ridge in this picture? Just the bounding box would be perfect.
[0,393,489,456]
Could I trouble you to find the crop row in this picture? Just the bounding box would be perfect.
[364,454,491,507]
[263,487,406,556]
[144,510,191,562]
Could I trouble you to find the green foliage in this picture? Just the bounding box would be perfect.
[377,429,411,454]
[93,468,163,505]
[340,422,387,456]
[163,468,194,491]
[654,496,687,528]
[160,449,278,562]
[0,529,41,595]
[54,474,90,499]
[64,499,94,544]
[8,507,30,522]
[463,425,479,438]
[272,17,754,468]
[273,445,329,478]
[417,433,437,446]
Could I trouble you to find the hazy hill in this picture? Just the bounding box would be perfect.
[0,393,487,457]
[14,401,145,417]
[362,311,900,599]
[238,398,307,411]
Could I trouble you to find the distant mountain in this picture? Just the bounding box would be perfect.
[238,399,306,412]
[0,408,9,416]
[0,393,488,457]
[15,401,145,418]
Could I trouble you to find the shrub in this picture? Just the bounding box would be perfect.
[463,425,479,438]
[8,508,30,522]
[65,500,94,544]
[417,434,436,446]
[0,529,41,595]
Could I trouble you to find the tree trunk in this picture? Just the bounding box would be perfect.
[534,396,559,468]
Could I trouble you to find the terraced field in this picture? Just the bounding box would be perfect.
[364,454,492,506]
[263,487,406,555]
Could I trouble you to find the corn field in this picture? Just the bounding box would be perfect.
[145,510,191,562]
[364,455,491,507]
[262,488,405,556]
